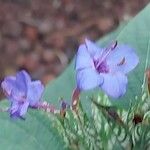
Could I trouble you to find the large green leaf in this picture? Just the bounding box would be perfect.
[44,4,150,109]
[114,4,150,107]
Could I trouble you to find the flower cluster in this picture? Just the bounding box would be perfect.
[0,39,139,119]
[1,70,44,119]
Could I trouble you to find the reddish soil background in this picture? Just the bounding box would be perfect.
[0,0,149,98]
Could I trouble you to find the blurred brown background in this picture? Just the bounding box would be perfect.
[0,0,149,98]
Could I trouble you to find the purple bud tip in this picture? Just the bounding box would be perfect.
[61,100,70,110]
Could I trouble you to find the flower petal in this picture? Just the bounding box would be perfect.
[27,81,44,106]
[107,45,139,74]
[85,39,103,59]
[9,71,31,100]
[76,68,103,90]
[9,101,19,115]
[19,101,29,117]
[75,44,94,70]
[100,72,128,98]
[9,101,29,118]
[1,76,16,97]
[16,70,31,93]
[1,71,32,101]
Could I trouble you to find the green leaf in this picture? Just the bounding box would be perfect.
[114,4,150,108]
[0,101,67,150]
[44,4,150,109]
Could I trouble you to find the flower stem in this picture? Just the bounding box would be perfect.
[72,88,80,111]
[37,101,59,114]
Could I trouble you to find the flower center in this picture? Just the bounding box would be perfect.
[94,60,109,73]
[94,41,117,74]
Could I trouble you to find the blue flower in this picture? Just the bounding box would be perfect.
[75,39,139,98]
[1,70,44,118]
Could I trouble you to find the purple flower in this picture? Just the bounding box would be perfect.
[75,39,139,98]
[1,70,44,118]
